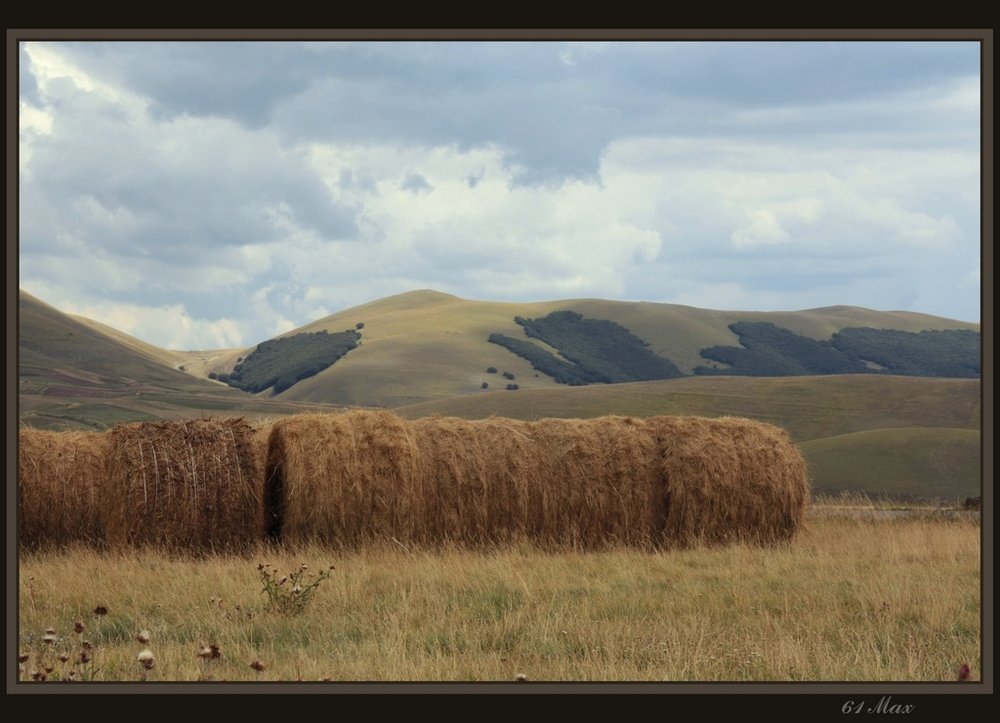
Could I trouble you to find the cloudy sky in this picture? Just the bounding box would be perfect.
[18,38,982,351]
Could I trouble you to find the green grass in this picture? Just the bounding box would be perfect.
[395,374,980,440]
[800,428,981,500]
[34,404,161,428]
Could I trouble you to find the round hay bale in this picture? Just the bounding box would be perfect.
[103,417,264,553]
[262,411,807,551]
[252,420,275,470]
[18,428,108,549]
[645,415,809,547]
[264,410,420,548]
[521,416,665,549]
[470,416,539,545]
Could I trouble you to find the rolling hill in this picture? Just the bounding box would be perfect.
[201,289,979,408]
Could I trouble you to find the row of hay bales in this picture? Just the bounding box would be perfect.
[18,411,810,552]
[18,418,268,552]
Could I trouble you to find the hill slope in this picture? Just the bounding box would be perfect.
[212,290,978,408]
[19,290,194,386]
[799,428,981,500]
[393,374,981,443]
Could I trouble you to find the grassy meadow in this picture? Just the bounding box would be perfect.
[17,511,981,683]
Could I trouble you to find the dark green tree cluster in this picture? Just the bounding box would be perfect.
[507,310,684,383]
[487,333,609,385]
[224,329,361,394]
[694,322,868,376]
[829,327,980,378]
[693,322,980,378]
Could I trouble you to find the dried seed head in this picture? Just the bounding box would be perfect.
[42,632,59,645]
[19,653,29,664]
[93,606,108,617]
[137,650,155,670]
[58,654,70,663]
[958,663,972,680]
[278,576,287,586]
[74,620,86,634]
[78,650,92,665]
[81,640,93,650]
[198,644,221,660]
[136,630,151,644]
[250,660,266,672]
[516,673,528,682]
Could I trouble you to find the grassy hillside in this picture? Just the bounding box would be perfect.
[18,291,195,385]
[799,428,982,501]
[226,290,978,408]
[17,290,348,431]
[393,375,981,442]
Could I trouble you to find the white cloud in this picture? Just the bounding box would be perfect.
[60,300,247,351]
[731,209,792,248]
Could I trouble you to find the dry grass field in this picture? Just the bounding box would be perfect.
[15,413,982,686]
[17,512,980,683]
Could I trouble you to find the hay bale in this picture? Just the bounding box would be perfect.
[103,417,264,552]
[18,428,109,549]
[408,416,486,545]
[646,415,809,547]
[470,416,539,544]
[264,411,420,548]
[518,416,665,549]
[263,410,807,551]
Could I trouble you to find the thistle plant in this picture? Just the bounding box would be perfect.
[137,649,155,681]
[197,644,221,681]
[20,620,98,682]
[258,562,334,616]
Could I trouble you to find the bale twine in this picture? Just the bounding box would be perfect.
[103,417,264,553]
[646,415,809,547]
[264,411,420,548]
[18,428,109,549]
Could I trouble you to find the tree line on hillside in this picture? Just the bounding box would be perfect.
[489,310,684,386]
[693,323,980,378]
[488,312,980,387]
[211,329,361,394]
